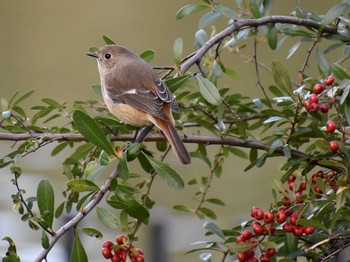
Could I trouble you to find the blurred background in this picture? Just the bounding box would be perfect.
[0,1,339,261]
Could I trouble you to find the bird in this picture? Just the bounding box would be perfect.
[87,44,191,165]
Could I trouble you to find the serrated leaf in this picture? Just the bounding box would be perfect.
[176,4,207,20]
[70,234,88,262]
[80,227,103,239]
[197,75,222,105]
[67,179,99,192]
[73,110,115,156]
[271,61,293,96]
[103,35,115,45]
[96,206,119,229]
[173,38,183,65]
[37,180,55,228]
[323,3,349,25]
[267,24,277,50]
[143,154,184,189]
[203,221,224,239]
[140,49,155,63]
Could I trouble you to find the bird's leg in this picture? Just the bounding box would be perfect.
[134,125,154,143]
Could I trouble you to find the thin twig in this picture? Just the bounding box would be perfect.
[299,40,318,84]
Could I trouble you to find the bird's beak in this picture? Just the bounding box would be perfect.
[86,52,98,58]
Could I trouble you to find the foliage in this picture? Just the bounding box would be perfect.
[2,0,350,261]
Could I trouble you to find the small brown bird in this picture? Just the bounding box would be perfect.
[87,45,191,164]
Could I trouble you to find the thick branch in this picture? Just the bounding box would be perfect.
[180,15,337,74]
[0,132,307,159]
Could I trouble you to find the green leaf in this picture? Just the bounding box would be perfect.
[315,47,330,74]
[267,24,277,50]
[96,206,119,229]
[173,204,193,212]
[297,218,327,232]
[37,180,55,228]
[140,49,155,63]
[249,0,261,18]
[55,202,65,218]
[173,38,183,65]
[73,110,115,156]
[165,75,190,93]
[91,84,102,96]
[198,207,217,219]
[203,221,224,239]
[123,200,150,223]
[271,61,293,96]
[197,75,222,105]
[176,4,207,20]
[70,234,88,262]
[214,4,239,19]
[206,198,225,206]
[331,63,350,80]
[80,227,103,239]
[336,186,348,211]
[42,98,62,109]
[199,11,221,28]
[41,231,49,249]
[143,153,184,189]
[227,242,254,253]
[103,35,115,45]
[284,233,298,254]
[117,154,129,180]
[12,90,35,107]
[323,3,349,25]
[195,29,208,47]
[287,41,302,59]
[67,179,100,192]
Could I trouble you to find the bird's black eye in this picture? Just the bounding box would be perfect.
[104,53,111,60]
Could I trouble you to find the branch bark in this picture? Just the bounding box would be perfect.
[180,15,337,74]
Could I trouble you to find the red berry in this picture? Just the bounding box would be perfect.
[297,182,307,192]
[326,120,336,133]
[253,224,264,235]
[314,185,323,194]
[304,100,311,111]
[329,140,339,152]
[263,211,275,223]
[281,196,292,207]
[102,247,113,259]
[288,181,294,191]
[313,83,325,94]
[293,226,304,236]
[236,235,245,243]
[309,103,319,112]
[111,254,122,262]
[116,235,127,245]
[114,248,123,255]
[290,212,300,226]
[135,256,145,262]
[250,206,259,217]
[276,210,287,223]
[288,175,296,183]
[266,247,276,256]
[260,253,270,262]
[254,208,264,220]
[309,94,319,104]
[283,222,294,232]
[237,252,247,262]
[295,191,304,204]
[320,104,329,113]
[324,75,335,86]
[242,230,253,240]
[264,224,275,235]
[103,240,114,249]
[247,258,258,262]
[303,226,315,235]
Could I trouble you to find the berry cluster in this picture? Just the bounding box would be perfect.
[304,75,334,114]
[303,75,339,152]
[102,235,144,262]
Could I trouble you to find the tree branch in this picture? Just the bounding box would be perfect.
[180,15,337,74]
[34,166,119,262]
